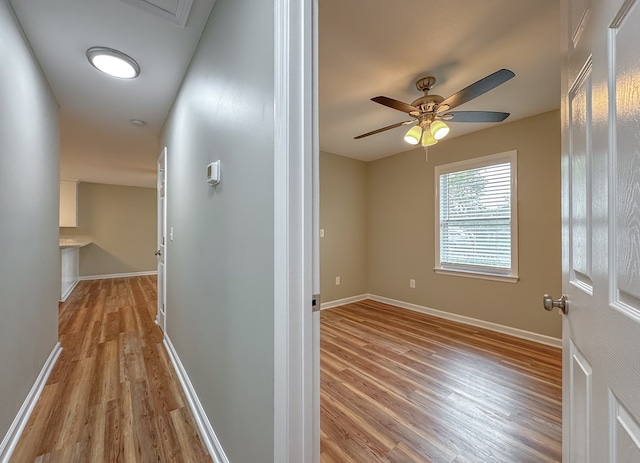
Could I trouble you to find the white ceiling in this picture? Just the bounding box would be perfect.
[9,0,560,187]
[9,0,215,188]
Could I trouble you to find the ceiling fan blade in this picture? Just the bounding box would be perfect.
[444,111,511,123]
[371,96,419,114]
[354,120,415,139]
[438,69,515,111]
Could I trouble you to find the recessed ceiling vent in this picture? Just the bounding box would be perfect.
[119,0,194,27]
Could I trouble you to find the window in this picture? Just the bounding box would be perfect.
[435,151,518,282]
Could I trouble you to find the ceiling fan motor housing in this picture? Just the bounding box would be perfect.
[410,94,444,113]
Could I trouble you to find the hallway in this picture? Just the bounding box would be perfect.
[10,277,212,462]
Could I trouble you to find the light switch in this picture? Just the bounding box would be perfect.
[320,229,325,238]
[206,161,221,185]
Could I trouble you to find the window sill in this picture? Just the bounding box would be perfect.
[434,267,519,283]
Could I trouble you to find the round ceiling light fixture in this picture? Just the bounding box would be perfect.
[86,47,140,79]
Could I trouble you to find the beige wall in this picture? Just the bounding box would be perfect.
[320,152,369,302]
[366,110,562,338]
[320,111,562,338]
[60,182,157,276]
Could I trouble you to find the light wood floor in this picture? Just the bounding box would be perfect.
[320,300,562,463]
[11,279,561,462]
[10,276,212,463]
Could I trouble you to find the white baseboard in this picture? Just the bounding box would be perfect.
[0,342,62,463]
[163,335,229,463]
[359,294,562,348]
[78,270,158,281]
[320,294,369,310]
[59,279,79,302]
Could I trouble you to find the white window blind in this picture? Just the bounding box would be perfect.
[435,151,518,281]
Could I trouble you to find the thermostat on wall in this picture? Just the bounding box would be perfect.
[206,160,221,185]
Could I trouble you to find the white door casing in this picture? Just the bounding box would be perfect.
[311,0,321,460]
[157,147,167,334]
[273,0,319,461]
[562,0,640,461]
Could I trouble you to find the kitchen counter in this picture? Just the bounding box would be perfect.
[59,238,92,248]
[59,239,91,301]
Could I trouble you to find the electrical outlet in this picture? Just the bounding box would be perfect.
[410,279,416,288]
[335,276,341,285]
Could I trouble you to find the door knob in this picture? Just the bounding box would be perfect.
[155,250,162,256]
[543,294,568,315]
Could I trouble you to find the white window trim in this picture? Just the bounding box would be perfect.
[434,150,519,282]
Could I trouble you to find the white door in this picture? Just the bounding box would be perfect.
[157,147,167,334]
[561,0,640,460]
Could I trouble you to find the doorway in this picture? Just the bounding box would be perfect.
[156,147,167,334]
[315,2,564,460]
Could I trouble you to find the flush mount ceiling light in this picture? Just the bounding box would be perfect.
[86,47,140,79]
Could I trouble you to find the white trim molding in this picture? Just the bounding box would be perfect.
[60,279,79,302]
[273,0,316,461]
[434,267,519,284]
[163,335,229,463]
[78,270,157,281]
[118,0,194,27]
[366,295,562,348]
[320,294,369,311]
[0,342,62,463]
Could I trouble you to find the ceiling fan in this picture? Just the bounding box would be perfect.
[355,69,515,146]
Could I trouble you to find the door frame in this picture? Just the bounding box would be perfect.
[157,146,167,334]
[273,0,319,461]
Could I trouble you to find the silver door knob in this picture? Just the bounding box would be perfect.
[155,250,162,256]
[543,294,568,315]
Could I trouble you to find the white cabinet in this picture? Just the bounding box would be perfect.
[59,180,78,227]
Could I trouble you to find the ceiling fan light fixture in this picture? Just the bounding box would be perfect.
[87,47,140,79]
[355,70,515,147]
[431,120,450,140]
[421,130,437,147]
[404,126,422,145]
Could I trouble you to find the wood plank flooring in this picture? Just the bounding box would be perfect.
[320,300,562,463]
[11,279,561,462]
[10,276,212,463]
